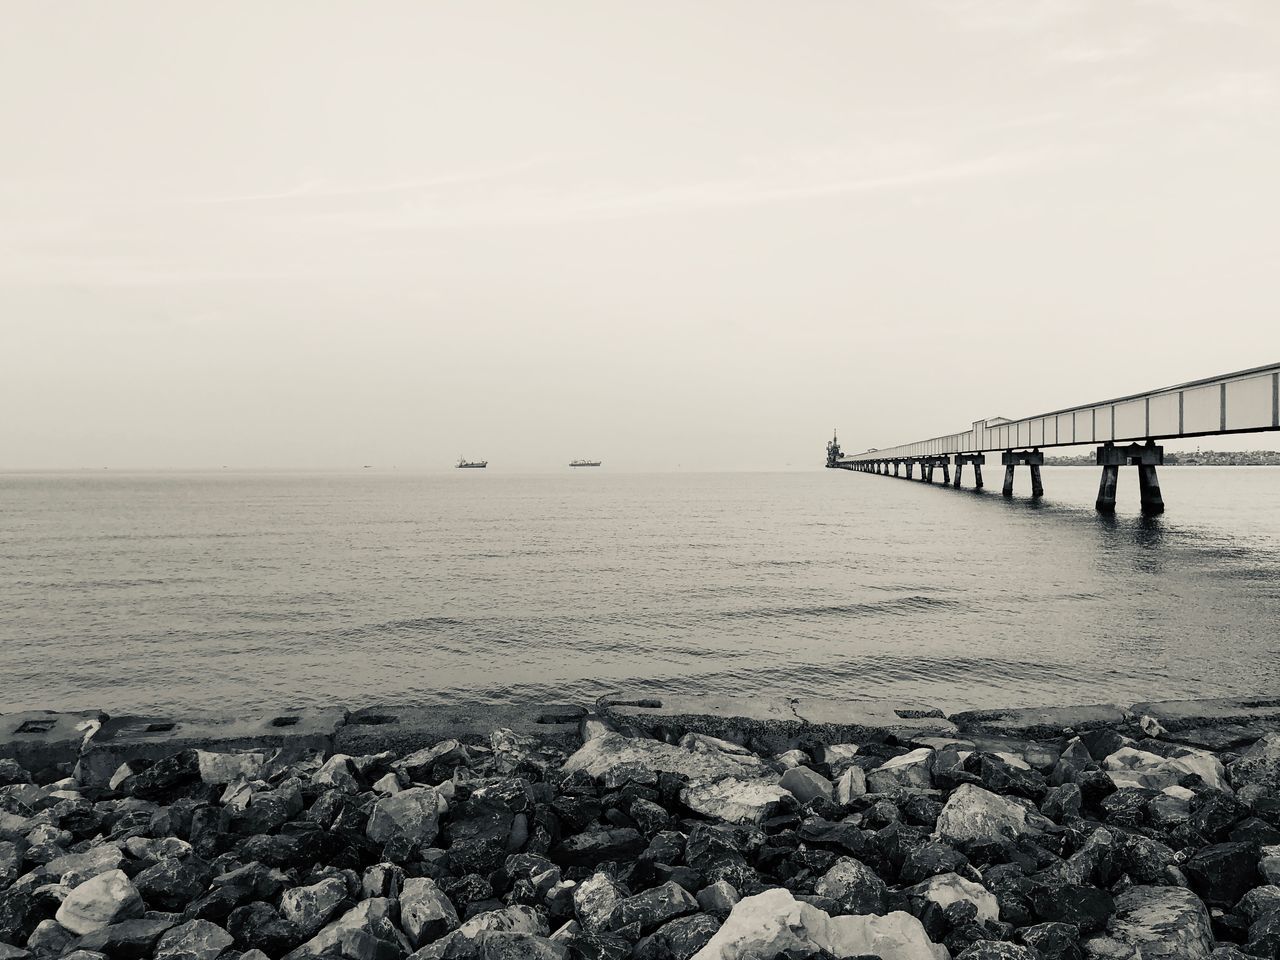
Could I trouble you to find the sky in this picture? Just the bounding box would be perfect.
[2,0,1278,470]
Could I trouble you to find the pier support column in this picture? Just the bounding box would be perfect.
[905,461,914,480]
[1096,464,1119,513]
[940,461,950,485]
[953,458,964,488]
[954,453,986,490]
[1138,463,1164,515]
[1001,449,1045,498]
[973,463,983,488]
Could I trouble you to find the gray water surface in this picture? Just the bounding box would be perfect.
[2,468,1278,714]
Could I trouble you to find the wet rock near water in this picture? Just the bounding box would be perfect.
[4,711,1280,959]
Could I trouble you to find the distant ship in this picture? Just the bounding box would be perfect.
[456,457,488,469]
[569,459,601,467]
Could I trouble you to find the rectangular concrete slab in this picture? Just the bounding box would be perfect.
[335,703,588,756]
[603,694,955,753]
[1158,721,1280,752]
[950,703,1132,740]
[1131,696,1280,733]
[0,710,106,773]
[78,707,348,787]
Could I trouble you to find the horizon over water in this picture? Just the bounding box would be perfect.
[3,467,1279,716]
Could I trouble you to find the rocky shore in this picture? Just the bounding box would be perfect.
[2,700,1280,960]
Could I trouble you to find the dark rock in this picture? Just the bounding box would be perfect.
[981,864,1035,926]
[900,841,968,884]
[227,901,301,955]
[1185,842,1261,907]
[607,881,698,936]
[134,857,214,912]
[446,796,518,876]
[121,752,202,803]
[71,916,177,958]
[630,799,673,836]
[554,828,646,869]
[1040,784,1082,822]
[795,819,874,858]
[1099,788,1155,827]
[443,874,495,914]
[955,943,1038,959]
[632,913,720,960]
[152,918,234,960]
[972,754,1048,801]
[812,857,887,916]
[570,930,633,960]
[1017,921,1081,960]
[1232,818,1280,846]
[1030,881,1113,934]
[1191,792,1250,841]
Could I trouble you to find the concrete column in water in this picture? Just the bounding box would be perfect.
[1002,463,1016,497]
[906,461,914,480]
[1029,464,1044,498]
[952,457,963,488]
[940,459,951,485]
[1096,463,1119,513]
[973,462,984,488]
[1001,449,1045,498]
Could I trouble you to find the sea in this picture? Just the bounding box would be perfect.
[2,467,1279,716]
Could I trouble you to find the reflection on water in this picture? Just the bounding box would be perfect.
[1,467,1278,714]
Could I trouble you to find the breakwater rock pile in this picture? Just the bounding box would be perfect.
[3,705,1280,960]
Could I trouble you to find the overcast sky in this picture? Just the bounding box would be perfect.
[2,1,1277,470]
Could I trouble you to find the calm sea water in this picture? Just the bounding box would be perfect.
[2,468,1279,716]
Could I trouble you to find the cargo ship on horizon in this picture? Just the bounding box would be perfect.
[569,459,601,467]
[456,457,487,469]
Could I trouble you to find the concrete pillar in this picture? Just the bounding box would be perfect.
[1029,464,1044,498]
[1096,464,1119,513]
[973,463,984,489]
[940,461,950,485]
[1002,464,1015,497]
[925,463,933,483]
[1138,464,1164,515]
[953,459,963,488]
[906,461,914,480]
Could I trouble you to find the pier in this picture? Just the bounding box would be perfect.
[828,362,1280,513]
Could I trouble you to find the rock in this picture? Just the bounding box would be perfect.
[44,845,126,886]
[681,779,791,825]
[813,857,888,916]
[1083,884,1214,958]
[1231,733,1280,793]
[153,918,235,960]
[280,876,351,941]
[635,913,720,960]
[121,751,201,802]
[955,944,1036,959]
[835,766,867,803]
[779,767,834,804]
[400,877,459,947]
[133,857,214,911]
[608,881,699,935]
[900,841,969,885]
[935,784,1041,846]
[1237,885,1280,923]
[295,897,407,958]
[1017,921,1082,960]
[1262,845,1280,885]
[54,870,145,935]
[1040,784,1082,822]
[227,901,302,955]
[372,773,403,795]
[906,872,998,924]
[696,882,738,919]
[366,787,442,848]
[868,749,935,793]
[26,918,78,957]
[1184,841,1261,907]
[1102,746,1227,792]
[1030,883,1113,934]
[1190,791,1250,841]
[458,904,548,937]
[561,734,772,787]
[195,750,265,785]
[552,827,645,868]
[689,887,947,960]
[67,916,177,957]
[574,873,628,934]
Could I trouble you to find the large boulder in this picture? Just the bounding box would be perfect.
[561,734,772,786]
[1102,746,1227,792]
[1082,885,1214,958]
[153,918,235,960]
[935,784,1042,846]
[905,873,998,924]
[1184,842,1260,908]
[279,876,350,941]
[399,877,459,948]
[813,857,888,916]
[1231,733,1280,793]
[574,873,628,934]
[366,787,443,848]
[292,897,408,958]
[680,779,791,825]
[54,870,145,935]
[868,748,935,793]
[608,881,699,935]
[779,767,834,804]
[689,887,948,959]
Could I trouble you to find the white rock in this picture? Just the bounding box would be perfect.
[1082,884,1214,958]
[562,732,772,785]
[868,748,935,793]
[835,766,867,803]
[196,750,265,785]
[400,876,460,947]
[574,872,627,934]
[45,844,124,885]
[680,733,756,757]
[779,766,833,803]
[297,897,410,958]
[373,772,403,795]
[817,743,861,774]
[905,873,999,923]
[681,778,791,824]
[108,763,137,791]
[690,887,949,960]
[313,754,361,792]
[935,783,1041,846]
[54,868,145,934]
[280,876,350,940]
[1261,845,1280,886]
[458,904,548,937]
[773,750,810,770]
[1102,746,1228,792]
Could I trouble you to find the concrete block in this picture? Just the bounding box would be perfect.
[78,707,348,787]
[950,703,1132,740]
[0,710,106,773]
[1131,696,1280,733]
[602,694,955,753]
[334,703,587,756]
